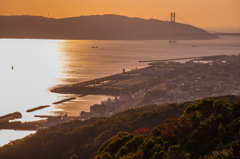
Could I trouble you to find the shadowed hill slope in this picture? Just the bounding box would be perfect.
[96,96,240,159]
[0,95,239,159]
[0,14,218,40]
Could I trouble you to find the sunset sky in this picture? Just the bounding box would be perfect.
[0,0,239,27]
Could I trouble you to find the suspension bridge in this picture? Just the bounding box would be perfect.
[138,12,239,63]
[159,12,240,43]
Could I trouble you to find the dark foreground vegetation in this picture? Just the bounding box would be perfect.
[0,95,240,159]
[96,96,240,159]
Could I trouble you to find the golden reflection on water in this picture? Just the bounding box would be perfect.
[0,39,63,121]
[0,36,240,146]
[0,39,115,121]
[1,37,240,121]
[54,39,115,114]
[56,40,97,84]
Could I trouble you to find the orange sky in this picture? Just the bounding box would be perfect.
[0,0,239,27]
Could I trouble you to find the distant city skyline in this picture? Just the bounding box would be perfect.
[0,0,240,27]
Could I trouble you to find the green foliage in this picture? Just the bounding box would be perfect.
[95,96,240,159]
[116,146,128,158]
[96,152,112,159]
[232,102,240,118]
[1,95,240,159]
[152,150,166,159]
[151,124,165,137]
[123,134,144,152]
[70,154,78,159]
[140,136,164,158]
[184,104,196,115]
[167,144,180,154]
[104,133,133,155]
[213,99,233,114]
[98,132,131,153]
[121,149,144,159]
[231,139,240,157]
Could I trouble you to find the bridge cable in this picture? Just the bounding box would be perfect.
[175,13,220,34]
[129,14,171,36]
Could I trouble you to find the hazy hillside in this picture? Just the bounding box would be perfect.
[0,95,239,159]
[0,14,218,40]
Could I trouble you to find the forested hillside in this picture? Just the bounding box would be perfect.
[0,14,218,40]
[96,97,240,159]
[0,95,239,159]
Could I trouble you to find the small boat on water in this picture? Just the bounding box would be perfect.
[91,46,98,48]
[169,40,176,43]
[191,45,198,47]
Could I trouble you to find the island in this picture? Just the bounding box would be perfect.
[0,14,218,40]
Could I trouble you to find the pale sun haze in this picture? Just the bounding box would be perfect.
[0,0,240,27]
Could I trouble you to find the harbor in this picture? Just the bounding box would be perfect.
[1,36,240,146]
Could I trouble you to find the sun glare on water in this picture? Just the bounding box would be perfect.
[0,39,63,121]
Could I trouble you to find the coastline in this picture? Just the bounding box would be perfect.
[50,54,230,96]
[51,72,131,95]
[1,54,240,131]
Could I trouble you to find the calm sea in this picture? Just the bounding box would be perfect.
[0,36,240,146]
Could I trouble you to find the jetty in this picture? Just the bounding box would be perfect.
[52,97,76,105]
[26,105,50,113]
[139,55,228,63]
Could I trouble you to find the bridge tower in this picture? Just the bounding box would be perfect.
[169,12,176,43]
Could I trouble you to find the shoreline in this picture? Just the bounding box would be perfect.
[50,54,230,96]
[26,105,50,113]
[2,54,238,131]
[51,72,132,95]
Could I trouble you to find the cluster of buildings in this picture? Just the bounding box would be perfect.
[36,95,127,128]
[37,54,240,129]
[151,54,240,104]
[36,114,69,130]
[80,93,133,119]
[80,54,240,117]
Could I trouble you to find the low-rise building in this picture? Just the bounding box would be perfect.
[90,104,107,114]
[102,96,123,111]
[119,93,132,102]
[230,72,238,81]
[36,114,69,127]
[80,111,93,119]
[154,68,174,76]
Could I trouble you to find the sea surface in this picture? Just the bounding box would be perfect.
[0,36,240,146]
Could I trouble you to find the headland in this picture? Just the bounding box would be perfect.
[0,14,218,40]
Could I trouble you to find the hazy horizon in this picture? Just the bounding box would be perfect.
[0,0,240,27]
[1,14,240,33]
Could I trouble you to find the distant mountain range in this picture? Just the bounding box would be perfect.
[0,14,218,40]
